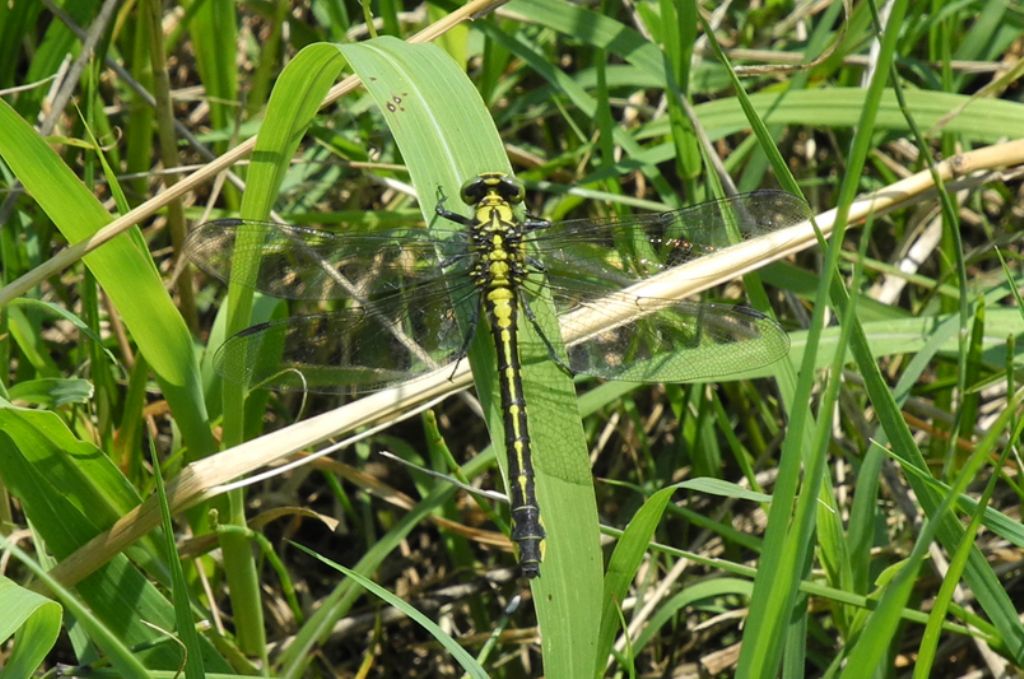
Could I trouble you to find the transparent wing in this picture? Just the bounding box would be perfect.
[512,191,806,381]
[218,287,789,393]
[185,219,466,301]
[196,191,805,392]
[212,282,477,394]
[530,190,810,280]
[543,293,790,382]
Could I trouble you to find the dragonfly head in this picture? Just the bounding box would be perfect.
[460,172,525,207]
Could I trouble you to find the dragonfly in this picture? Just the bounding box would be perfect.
[185,173,810,578]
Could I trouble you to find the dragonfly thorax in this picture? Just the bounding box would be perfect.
[461,172,531,287]
[468,214,529,291]
[472,200,518,228]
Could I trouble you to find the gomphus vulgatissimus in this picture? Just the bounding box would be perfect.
[185,173,810,577]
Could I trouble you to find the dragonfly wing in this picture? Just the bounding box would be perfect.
[532,190,811,279]
[552,294,790,382]
[214,285,473,394]
[185,219,463,300]
[512,191,805,381]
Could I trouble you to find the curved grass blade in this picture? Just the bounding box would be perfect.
[0,99,216,457]
[334,36,602,678]
[211,41,350,659]
[293,543,488,679]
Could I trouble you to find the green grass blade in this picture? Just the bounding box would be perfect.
[595,486,675,677]
[682,89,1024,143]
[149,435,206,678]
[339,36,603,678]
[0,99,216,457]
[125,9,155,200]
[0,575,62,679]
[0,405,231,671]
[294,543,489,679]
[213,41,349,656]
[825,2,1024,665]
[0,537,150,679]
[842,393,1022,675]
[190,0,239,135]
[697,11,826,677]
[221,42,350,441]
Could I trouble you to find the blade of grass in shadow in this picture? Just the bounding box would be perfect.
[125,9,156,201]
[143,0,197,331]
[659,0,701,193]
[633,578,754,653]
[276,468,466,676]
[293,543,489,678]
[148,433,206,678]
[190,0,239,135]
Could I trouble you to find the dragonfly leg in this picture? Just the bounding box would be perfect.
[447,296,483,380]
[524,214,550,231]
[435,186,475,226]
[685,302,707,348]
[520,296,573,377]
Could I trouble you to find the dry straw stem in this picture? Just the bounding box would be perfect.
[44,137,1024,589]
[0,0,503,307]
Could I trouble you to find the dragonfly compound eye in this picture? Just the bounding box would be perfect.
[460,177,488,205]
[497,175,525,204]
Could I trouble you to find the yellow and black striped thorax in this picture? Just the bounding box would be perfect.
[462,172,530,292]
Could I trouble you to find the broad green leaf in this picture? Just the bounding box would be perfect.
[0,403,231,672]
[0,576,62,679]
[0,99,216,457]
[339,36,602,678]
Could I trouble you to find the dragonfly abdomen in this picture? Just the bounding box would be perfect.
[484,283,544,578]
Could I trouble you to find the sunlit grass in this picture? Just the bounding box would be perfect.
[0,2,1022,678]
